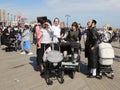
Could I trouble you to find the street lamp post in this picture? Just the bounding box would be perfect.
[65,14,71,28]
[14,15,16,25]
[11,14,12,25]
[14,15,16,21]
[7,13,10,25]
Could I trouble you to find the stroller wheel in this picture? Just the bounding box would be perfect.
[5,48,9,52]
[57,71,64,84]
[57,76,64,84]
[110,73,114,79]
[77,63,80,72]
[14,43,17,52]
[46,78,53,85]
[98,75,102,80]
[15,47,17,52]
[70,71,75,79]
[98,72,102,80]
[44,68,53,85]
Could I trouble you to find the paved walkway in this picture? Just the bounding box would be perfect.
[0,41,120,90]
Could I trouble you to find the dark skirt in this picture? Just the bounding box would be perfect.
[88,47,98,68]
[36,44,50,65]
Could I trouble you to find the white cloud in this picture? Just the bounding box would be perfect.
[45,0,120,12]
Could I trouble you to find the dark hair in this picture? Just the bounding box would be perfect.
[92,19,97,25]
[7,25,11,29]
[46,19,52,25]
[53,17,59,23]
[72,22,78,28]
[109,27,112,31]
[24,25,29,29]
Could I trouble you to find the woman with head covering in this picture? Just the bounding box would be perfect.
[35,19,53,76]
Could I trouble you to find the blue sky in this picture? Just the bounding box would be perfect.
[0,0,120,28]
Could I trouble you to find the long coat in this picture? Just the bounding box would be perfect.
[85,27,99,68]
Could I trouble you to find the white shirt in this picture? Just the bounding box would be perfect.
[52,25,61,43]
[41,28,52,43]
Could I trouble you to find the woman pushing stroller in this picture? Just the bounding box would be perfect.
[35,17,53,77]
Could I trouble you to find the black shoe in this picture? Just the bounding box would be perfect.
[87,75,96,78]
[86,72,91,75]
[40,72,45,78]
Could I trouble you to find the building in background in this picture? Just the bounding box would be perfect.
[0,9,6,26]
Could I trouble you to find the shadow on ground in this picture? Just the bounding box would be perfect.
[29,56,89,79]
[80,61,88,75]
[114,55,120,62]
[29,56,40,72]
[113,46,120,49]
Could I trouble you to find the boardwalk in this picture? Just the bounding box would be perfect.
[0,41,120,90]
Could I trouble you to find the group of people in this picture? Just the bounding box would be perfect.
[0,24,33,55]
[33,17,82,76]
[33,17,101,78]
[0,17,118,78]
[34,17,119,78]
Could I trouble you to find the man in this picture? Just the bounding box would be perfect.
[85,19,99,78]
[52,17,61,43]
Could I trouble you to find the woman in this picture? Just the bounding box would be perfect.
[66,22,81,42]
[62,22,81,58]
[35,19,52,76]
[20,25,33,55]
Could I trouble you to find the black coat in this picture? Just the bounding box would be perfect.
[85,27,99,68]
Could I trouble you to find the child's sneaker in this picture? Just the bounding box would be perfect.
[27,52,33,55]
[20,51,26,54]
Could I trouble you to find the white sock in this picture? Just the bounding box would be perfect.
[92,68,96,76]
[74,53,78,58]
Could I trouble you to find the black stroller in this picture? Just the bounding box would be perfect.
[3,34,18,52]
[61,42,81,79]
[43,43,64,85]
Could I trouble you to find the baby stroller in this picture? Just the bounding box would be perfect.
[61,42,81,79]
[4,35,18,52]
[98,42,114,79]
[43,43,64,85]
